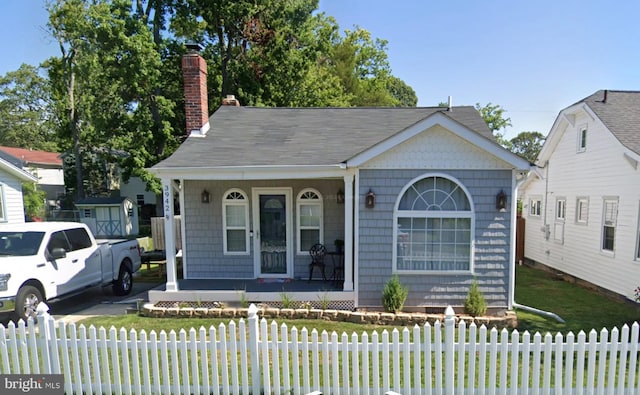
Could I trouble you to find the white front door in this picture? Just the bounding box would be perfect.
[252,188,293,278]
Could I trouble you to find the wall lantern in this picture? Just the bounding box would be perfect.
[496,190,507,211]
[365,189,376,209]
[337,189,345,204]
[201,189,211,204]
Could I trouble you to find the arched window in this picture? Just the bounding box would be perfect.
[222,189,249,254]
[297,188,323,253]
[394,175,473,272]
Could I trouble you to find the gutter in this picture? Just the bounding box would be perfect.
[509,169,565,324]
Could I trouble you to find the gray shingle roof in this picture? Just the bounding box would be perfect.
[578,90,640,155]
[154,106,494,168]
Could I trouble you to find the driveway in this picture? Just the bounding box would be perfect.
[1,279,164,326]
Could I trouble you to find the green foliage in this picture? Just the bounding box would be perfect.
[0,64,57,151]
[317,292,331,310]
[464,279,487,317]
[280,291,295,309]
[382,274,408,313]
[509,131,546,162]
[475,102,512,149]
[22,183,46,221]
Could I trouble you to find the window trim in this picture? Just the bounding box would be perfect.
[296,188,323,254]
[392,173,475,274]
[555,197,566,221]
[222,188,250,255]
[635,201,640,261]
[575,197,589,225]
[577,125,587,153]
[601,197,618,254]
[0,184,6,222]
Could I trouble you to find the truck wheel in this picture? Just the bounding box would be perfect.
[113,265,133,296]
[15,285,43,322]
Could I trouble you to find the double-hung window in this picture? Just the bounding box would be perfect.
[394,175,473,273]
[529,197,542,217]
[297,189,323,253]
[601,198,618,252]
[222,189,250,254]
[576,197,589,224]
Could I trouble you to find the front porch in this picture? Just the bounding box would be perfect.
[148,278,356,310]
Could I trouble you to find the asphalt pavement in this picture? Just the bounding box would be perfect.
[1,278,164,326]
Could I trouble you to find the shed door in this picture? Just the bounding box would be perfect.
[96,207,121,236]
[252,188,292,278]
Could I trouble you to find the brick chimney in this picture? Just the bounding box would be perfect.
[182,43,209,137]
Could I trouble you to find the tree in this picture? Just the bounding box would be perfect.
[47,0,175,198]
[509,131,546,162]
[475,102,512,148]
[0,64,57,151]
[22,182,46,221]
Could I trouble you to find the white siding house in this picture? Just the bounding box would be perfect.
[0,146,64,209]
[0,157,38,223]
[519,90,640,300]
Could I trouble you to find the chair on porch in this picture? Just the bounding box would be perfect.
[308,243,327,282]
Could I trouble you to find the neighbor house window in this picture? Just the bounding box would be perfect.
[297,188,323,253]
[529,197,542,217]
[222,189,250,254]
[556,198,566,220]
[0,184,6,222]
[136,194,145,206]
[83,209,92,218]
[601,198,618,252]
[577,126,587,152]
[576,197,589,224]
[394,175,473,272]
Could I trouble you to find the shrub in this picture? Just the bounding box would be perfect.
[464,279,487,316]
[382,274,409,313]
[280,291,295,309]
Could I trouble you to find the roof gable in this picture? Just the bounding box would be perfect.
[350,111,529,169]
[538,90,640,162]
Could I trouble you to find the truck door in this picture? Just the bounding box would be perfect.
[63,228,102,288]
[46,229,100,295]
[46,231,77,295]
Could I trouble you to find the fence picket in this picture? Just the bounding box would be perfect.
[628,324,639,395]
[597,328,609,395]
[87,326,100,393]
[228,322,239,395]
[2,305,637,395]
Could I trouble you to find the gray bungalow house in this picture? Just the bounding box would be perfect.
[148,49,531,312]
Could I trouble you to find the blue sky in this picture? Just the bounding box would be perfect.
[1,0,639,139]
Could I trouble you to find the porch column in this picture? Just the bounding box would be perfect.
[162,178,179,291]
[343,172,354,291]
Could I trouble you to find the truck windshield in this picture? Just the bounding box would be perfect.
[0,231,45,256]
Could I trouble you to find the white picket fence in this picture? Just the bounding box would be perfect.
[1,304,639,395]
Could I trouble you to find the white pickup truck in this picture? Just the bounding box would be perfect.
[0,222,141,321]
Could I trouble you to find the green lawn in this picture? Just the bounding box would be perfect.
[80,264,640,335]
[515,264,640,334]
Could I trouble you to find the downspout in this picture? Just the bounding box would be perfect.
[509,169,565,323]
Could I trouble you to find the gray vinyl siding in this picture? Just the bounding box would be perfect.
[358,169,513,309]
[182,179,344,279]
